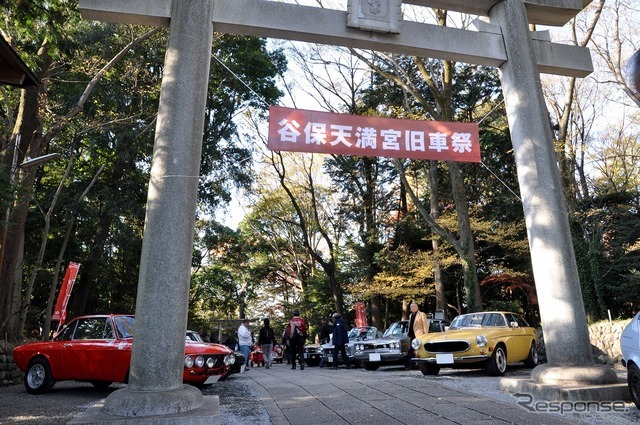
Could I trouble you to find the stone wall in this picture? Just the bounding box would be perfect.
[0,342,22,386]
[588,319,631,365]
[536,318,631,366]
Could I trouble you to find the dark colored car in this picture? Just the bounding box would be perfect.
[303,343,323,366]
[228,351,246,375]
[13,315,235,394]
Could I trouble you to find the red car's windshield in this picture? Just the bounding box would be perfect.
[115,316,135,339]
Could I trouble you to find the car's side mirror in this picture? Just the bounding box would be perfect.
[510,321,519,328]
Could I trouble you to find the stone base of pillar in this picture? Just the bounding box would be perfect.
[532,364,619,386]
[68,388,219,425]
[500,364,630,403]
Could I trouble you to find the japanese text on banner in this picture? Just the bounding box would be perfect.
[268,106,480,162]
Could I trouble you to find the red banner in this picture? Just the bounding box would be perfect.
[268,106,480,162]
[52,262,80,325]
[355,302,367,327]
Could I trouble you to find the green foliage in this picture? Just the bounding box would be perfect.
[572,194,640,319]
[3,2,286,332]
[482,300,522,314]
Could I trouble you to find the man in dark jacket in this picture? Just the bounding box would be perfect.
[331,313,350,369]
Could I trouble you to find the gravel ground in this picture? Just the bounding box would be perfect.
[203,373,271,425]
[428,365,640,425]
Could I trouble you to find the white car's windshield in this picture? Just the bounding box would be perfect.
[347,327,378,340]
[383,321,408,337]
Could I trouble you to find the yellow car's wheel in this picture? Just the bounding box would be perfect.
[486,345,507,376]
[418,362,440,375]
[523,342,538,368]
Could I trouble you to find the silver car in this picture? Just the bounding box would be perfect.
[353,320,410,370]
[319,326,383,366]
[354,319,450,371]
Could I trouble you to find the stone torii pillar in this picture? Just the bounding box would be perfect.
[487,0,619,393]
[75,0,619,421]
[73,0,217,423]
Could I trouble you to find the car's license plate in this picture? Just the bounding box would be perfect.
[304,353,308,358]
[327,355,333,362]
[204,375,221,385]
[369,353,381,362]
[436,353,454,364]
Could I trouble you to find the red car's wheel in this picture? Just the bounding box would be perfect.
[24,358,55,395]
[91,381,113,389]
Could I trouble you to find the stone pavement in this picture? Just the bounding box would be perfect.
[236,363,578,425]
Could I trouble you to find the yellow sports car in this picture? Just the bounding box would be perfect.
[411,311,538,376]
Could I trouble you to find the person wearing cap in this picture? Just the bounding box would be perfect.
[285,310,307,370]
[331,313,350,369]
[237,318,253,370]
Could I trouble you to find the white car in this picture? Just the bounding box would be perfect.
[621,312,640,409]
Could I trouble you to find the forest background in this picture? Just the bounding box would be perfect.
[1,0,639,343]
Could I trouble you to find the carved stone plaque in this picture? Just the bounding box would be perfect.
[347,0,402,34]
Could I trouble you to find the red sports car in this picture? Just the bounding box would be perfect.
[12,314,235,394]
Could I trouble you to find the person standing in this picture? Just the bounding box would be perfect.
[405,302,429,369]
[258,318,277,369]
[331,313,350,369]
[318,317,334,368]
[285,310,307,370]
[320,317,333,344]
[237,319,253,371]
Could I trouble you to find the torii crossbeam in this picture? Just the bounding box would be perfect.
[72,0,619,423]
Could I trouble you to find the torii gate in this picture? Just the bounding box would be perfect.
[73,0,618,422]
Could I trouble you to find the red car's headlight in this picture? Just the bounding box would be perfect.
[194,356,205,368]
[224,354,235,366]
[184,356,194,368]
[206,357,215,368]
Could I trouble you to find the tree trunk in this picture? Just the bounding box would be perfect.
[449,162,482,312]
[0,84,45,341]
[429,160,447,316]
